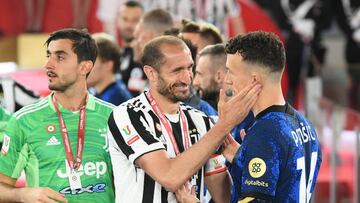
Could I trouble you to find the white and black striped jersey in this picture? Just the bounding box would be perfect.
[107,92,226,203]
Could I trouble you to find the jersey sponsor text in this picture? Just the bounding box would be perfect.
[57,160,107,179]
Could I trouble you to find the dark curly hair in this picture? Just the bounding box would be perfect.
[225,31,285,73]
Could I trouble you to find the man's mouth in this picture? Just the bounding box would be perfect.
[47,71,57,78]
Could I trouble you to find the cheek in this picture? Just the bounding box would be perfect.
[233,76,248,91]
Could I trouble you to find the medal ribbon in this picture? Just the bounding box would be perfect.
[147,91,189,155]
[52,94,87,170]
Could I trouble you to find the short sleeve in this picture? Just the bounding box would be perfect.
[107,106,165,164]
[0,116,28,179]
[238,122,281,199]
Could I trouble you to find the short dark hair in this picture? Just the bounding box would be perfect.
[225,31,285,73]
[45,28,97,65]
[199,44,226,72]
[142,9,174,35]
[124,1,143,9]
[141,35,187,71]
[180,19,200,33]
[181,19,223,45]
[92,33,120,74]
[163,27,180,36]
[199,43,226,57]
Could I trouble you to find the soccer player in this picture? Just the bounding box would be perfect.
[0,28,115,203]
[126,8,174,96]
[222,31,322,202]
[107,35,261,203]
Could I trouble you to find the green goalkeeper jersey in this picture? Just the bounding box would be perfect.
[0,93,115,203]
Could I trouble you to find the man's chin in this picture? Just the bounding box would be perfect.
[175,92,191,102]
[48,85,64,92]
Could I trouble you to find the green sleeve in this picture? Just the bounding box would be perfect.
[0,107,12,142]
[0,116,28,179]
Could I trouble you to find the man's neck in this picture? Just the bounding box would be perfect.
[149,89,180,114]
[122,40,132,48]
[95,76,115,94]
[203,91,220,111]
[54,85,88,112]
[252,84,285,116]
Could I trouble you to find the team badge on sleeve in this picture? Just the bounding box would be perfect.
[1,134,11,156]
[122,125,132,135]
[122,125,140,145]
[205,154,227,175]
[248,157,266,178]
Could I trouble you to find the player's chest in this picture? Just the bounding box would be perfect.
[25,117,110,160]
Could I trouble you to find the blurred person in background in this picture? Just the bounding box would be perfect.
[116,0,143,48]
[127,8,174,96]
[116,1,144,96]
[141,0,243,37]
[88,32,132,105]
[333,0,360,111]
[0,28,115,203]
[264,0,332,104]
[193,44,228,109]
[179,19,223,54]
[193,44,254,143]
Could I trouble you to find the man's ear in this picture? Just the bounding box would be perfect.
[251,71,262,85]
[143,65,156,81]
[104,60,114,73]
[215,69,226,84]
[80,60,93,76]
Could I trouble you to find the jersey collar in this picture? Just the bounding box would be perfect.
[48,92,96,112]
[255,103,295,119]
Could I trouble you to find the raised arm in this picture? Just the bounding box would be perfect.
[135,83,261,191]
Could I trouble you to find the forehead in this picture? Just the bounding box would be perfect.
[226,54,242,67]
[160,44,193,67]
[47,39,74,53]
[181,32,200,45]
[196,55,212,72]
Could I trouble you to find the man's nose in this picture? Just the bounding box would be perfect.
[182,69,193,84]
[224,72,232,85]
[44,57,54,70]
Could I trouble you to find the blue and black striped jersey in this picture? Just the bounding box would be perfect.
[231,103,322,203]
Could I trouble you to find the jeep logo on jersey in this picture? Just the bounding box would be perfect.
[248,157,266,178]
[57,160,107,179]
